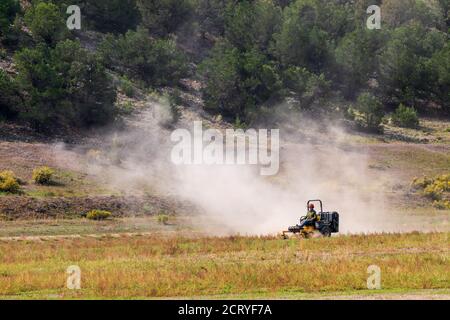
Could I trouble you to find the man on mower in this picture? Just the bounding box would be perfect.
[299,203,318,229]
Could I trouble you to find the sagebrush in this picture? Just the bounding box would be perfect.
[0,170,20,193]
[32,166,54,185]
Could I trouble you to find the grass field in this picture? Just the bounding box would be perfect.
[0,231,448,299]
[0,119,449,300]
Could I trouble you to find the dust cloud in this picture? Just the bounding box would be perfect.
[168,122,390,235]
[57,100,399,235]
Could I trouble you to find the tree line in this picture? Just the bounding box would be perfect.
[1,0,449,132]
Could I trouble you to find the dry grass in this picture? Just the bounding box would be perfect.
[0,232,448,299]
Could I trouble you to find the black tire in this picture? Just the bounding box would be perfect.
[321,227,331,237]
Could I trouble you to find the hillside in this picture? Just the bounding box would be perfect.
[0,0,449,300]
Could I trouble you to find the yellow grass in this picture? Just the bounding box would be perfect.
[0,232,448,299]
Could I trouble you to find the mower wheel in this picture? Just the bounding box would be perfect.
[321,227,331,237]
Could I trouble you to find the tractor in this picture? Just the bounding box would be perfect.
[282,200,339,239]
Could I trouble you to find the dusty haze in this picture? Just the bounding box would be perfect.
[55,100,407,235]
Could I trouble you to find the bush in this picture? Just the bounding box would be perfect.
[118,101,134,116]
[224,0,282,52]
[433,200,450,210]
[32,166,54,185]
[0,69,19,119]
[86,210,112,220]
[157,213,169,225]
[196,0,227,38]
[281,66,330,110]
[411,176,433,190]
[428,43,450,112]
[199,42,244,118]
[200,42,282,122]
[168,88,183,107]
[413,174,450,201]
[382,0,445,29]
[99,28,187,87]
[137,0,193,36]
[334,29,385,99]
[14,40,116,131]
[24,2,68,46]
[355,93,384,132]
[120,77,135,97]
[392,104,419,128]
[433,174,450,189]
[272,0,336,72]
[424,184,444,200]
[0,0,20,39]
[0,170,20,193]
[379,23,446,107]
[168,91,182,125]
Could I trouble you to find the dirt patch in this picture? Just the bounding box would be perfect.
[0,195,191,220]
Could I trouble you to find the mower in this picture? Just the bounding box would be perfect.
[282,200,339,239]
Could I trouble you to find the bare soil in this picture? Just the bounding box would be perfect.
[0,195,180,220]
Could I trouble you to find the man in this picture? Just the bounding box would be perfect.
[299,203,318,228]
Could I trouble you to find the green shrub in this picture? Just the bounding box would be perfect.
[424,184,443,200]
[379,23,446,107]
[24,2,68,45]
[168,89,182,107]
[355,93,384,133]
[411,176,433,190]
[86,210,112,220]
[224,0,282,52]
[196,0,228,38]
[32,166,54,185]
[413,174,450,201]
[157,213,169,225]
[14,40,116,131]
[120,76,135,97]
[137,0,193,36]
[234,116,247,129]
[433,200,450,210]
[433,174,450,191]
[272,0,331,71]
[0,170,20,193]
[281,66,330,111]
[391,104,419,128]
[199,42,282,122]
[0,0,20,38]
[0,69,19,119]
[334,29,383,99]
[118,101,134,115]
[99,28,187,87]
[168,90,182,124]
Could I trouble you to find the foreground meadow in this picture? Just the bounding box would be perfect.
[0,232,448,299]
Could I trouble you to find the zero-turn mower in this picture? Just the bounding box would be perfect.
[282,200,339,239]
